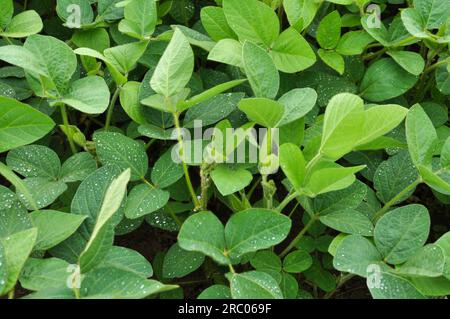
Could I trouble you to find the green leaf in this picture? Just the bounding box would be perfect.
[333,235,382,277]
[79,169,131,272]
[0,96,55,153]
[410,276,450,296]
[0,10,43,38]
[222,0,279,47]
[317,49,345,75]
[278,88,317,126]
[118,0,157,40]
[270,27,316,73]
[228,271,283,299]
[0,0,13,29]
[401,8,430,39]
[24,34,77,94]
[0,185,32,238]
[124,184,169,219]
[387,51,425,76]
[406,104,438,167]
[183,93,243,128]
[98,246,153,278]
[94,132,148,181]
[238,98,284,128]
[374,204,430,264]
[17,178,67,210]
[336,31,374,55]
[242,41,279,99]
[163,243,205,279]
[320,209,374,236]
[359,58,418,102]
[59,152,97,183]
[150,28,193,97]
[71,165,125,233]
[280,272,298,299]
[225,208,291,261]
[418,165,450,195]
[250,251,282,272]
[280,143,306,192]
[71,28,110,52]
[103,41,148,75]
[210,165,251,196]
[397,244,445,277]
[317,11,341,50]
[119,81,147,125]
[6,145,60,179]
[97,0,124,21]
[201,6,236,42]
[0,45,47,77]
[0,228,38,295]
[81,267,176,299]
[304,165,366,197]
[436,232,450,279]
[369,272,425,299]
[208,39,243,67]
[178,211,228,265]
[374,151,419,204]
[31,210,86,251]
[198,285,231,299]
[283,250,313,273]
[413,0,450,29]
[320,93,365,159]
[20,257,69,291]
[151,149,184,188]
[60,76,110,114]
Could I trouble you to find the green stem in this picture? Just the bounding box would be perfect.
[166,203,183,227]
[279,215,318,257]
[60,104,77,154]
[373,177,422,222]
[324,274,355,299]
[73,287,80,299]
[104,86,121,131]
[7,288,14,299]
[24,0,28,10]
[276,191,299,212]
[199,163,212,211]
[172,112,201,208]
[145,139,156,150]
[424,58,449,74]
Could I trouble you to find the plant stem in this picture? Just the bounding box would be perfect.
[199,163,212,211]
[7,288,14,299]
[373,177,422,222]
[60,104,77,154]
[424,58,449,74]
[73,287,81,299]
[145,139,156,150]
[324,274,355,299]
[276,191,299,212]
[172,112,201,208]
[104,86,121,131]
[279,215,318,257]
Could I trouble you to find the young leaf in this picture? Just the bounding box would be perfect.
[238,98,284,128]
[208,39,243,67]
[279,143,306,192]
[0,10,43,38]
[374,204,430,264]
[406,104,438,167]
[317,49,345,75]
[211,165,253,197]
[150,28,194,98]
[242,41,279,99]
[222,0,279,47]
[283,250,313,273]
[118,0,157,40]
[317,11,341,50]
[60,76,110,114]
[277,88,317,126]
[225,209,291,261]
[270,27,316,73]
[0,97,54,153]
[178,211,228,265]
[200,6,237,42]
